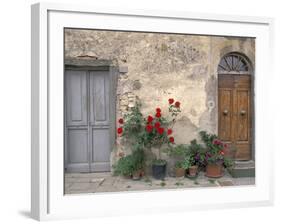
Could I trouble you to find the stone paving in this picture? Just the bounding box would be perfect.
[64,171,255,195]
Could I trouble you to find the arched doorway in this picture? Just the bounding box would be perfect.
[218,53,253,161]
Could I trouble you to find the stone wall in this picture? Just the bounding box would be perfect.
[65,29,255,165]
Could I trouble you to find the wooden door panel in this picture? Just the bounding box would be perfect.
[235,144,251,160]
[89,71,111,172]
[65,70,89,173]
[235,88,251,160]
[218,75,234,88]
[218,89,233,142]
[68,129,88,163]
[90,128,111,172]
[89,71,110,126]
[234,75,251,88]
[236,89,250,141]
[65,70,87,126]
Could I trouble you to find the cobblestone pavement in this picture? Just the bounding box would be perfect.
[64,171,255,194]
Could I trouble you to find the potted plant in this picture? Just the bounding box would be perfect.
[168,140,204,178]
[113,154,135,178]
[199,131,233,178]
[115,98,182,180]
[186,139,205,176]
[113,149,145,180]
[187,156,198,177]
[131,149,145,180]
[181,154,198,177]
[151,159,167,179]
[145,112,171,179]
[174,161,185,177]
[143,98,181,179]
[166,144,188,177]
[181,156,191,175]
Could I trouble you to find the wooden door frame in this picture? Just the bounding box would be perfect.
[217,54,255,161]
[64,58,119,172]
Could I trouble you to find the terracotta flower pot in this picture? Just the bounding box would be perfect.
[175,167,185,177]
[140,170,145,177]
[205,163,223,178]
[188,165,198,177]
[132,169,142,180]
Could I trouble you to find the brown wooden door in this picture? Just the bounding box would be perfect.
[218,74,252,160]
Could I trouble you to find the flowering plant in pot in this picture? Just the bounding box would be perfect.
[142,98,181,179]
[199,131,233,178]
[115,99,181,180]
[186,139,205,176]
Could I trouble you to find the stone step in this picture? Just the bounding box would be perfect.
[234,160,255,168]
[228,160,255,178]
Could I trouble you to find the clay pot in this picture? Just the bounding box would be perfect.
[175,167,185,177]
[140,170,145,177]
[188,165,198,177]
[205,163,223,178]
[132,170,142,180]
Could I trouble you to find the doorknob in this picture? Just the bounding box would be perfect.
[223,109,228,115]
[240,110,246,115]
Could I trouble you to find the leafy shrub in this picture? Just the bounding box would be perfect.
[175,161,184,168]
[113,149,145,176]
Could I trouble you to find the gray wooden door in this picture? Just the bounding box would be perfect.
[65,70,111,173]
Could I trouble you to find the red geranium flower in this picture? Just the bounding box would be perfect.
[147,115,153,123]
[168,98,174,104]
[154,122,161,128]
[156,108,161,113]
[117,127,123,135]
[220,150,225,155]
[146,124,153,133]
[169,136,175,143]
[167,129,172,135]
[155,112,161,118]
[175,101,180,108]
[118,118,124,124]
[213,139,222,145]
[157,127,164,135]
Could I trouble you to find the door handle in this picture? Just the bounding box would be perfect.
[223,109,228,115]
[240,110,246,116]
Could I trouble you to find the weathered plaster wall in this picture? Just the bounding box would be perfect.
[65,29,255,163]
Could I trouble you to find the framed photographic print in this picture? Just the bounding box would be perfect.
[31,2,274,221]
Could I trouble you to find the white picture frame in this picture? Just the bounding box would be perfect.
[31,2,275,221]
